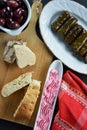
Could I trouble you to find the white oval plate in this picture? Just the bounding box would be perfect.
[39,0,87,74]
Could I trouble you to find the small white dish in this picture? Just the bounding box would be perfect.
[0,0,31,36]
[39,0,87,74]
[34,60,63,130]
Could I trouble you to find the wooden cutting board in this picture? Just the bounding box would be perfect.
[0,1,53,127]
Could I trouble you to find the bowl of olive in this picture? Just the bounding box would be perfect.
[0,0,31,36]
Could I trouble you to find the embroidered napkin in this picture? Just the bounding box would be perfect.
[51,70,87,130]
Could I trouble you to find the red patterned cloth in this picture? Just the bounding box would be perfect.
[51,70,87,130]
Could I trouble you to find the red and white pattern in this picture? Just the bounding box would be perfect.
[35,69,59,130]
[51,70,87,130]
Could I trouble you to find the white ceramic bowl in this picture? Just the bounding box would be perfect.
[0,0,31,36]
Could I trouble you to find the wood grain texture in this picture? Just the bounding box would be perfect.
[0,1,53,127]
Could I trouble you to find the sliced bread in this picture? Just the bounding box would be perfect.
[1,72,32,97]
[13,79,41,119]
[14,45,36,68]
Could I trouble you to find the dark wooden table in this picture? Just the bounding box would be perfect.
[0,0,87,130]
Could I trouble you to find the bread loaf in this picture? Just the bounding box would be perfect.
[13,80,41,119]
[1,72,32,97]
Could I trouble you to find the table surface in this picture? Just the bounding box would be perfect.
[0,0,87,130]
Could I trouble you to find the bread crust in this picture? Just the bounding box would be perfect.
[13,80,41,119]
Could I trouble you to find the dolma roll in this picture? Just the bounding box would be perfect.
[64,24,83,44]
[70,31,87,52]
[78,41,87,57]
[57,16,77,35]
[51,11,70,32]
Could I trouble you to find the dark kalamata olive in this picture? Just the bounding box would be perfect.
[1,8,10,17]
[0,18,5,26]
[7,20,20,29]
[14,7,23,17]
[6,6,13,17]
[15,0,22,5]
[1,8,6,17]
[15,15,23,24]
[21,17,26,25]
[6,17,13,24]
[22,9,27,17]
[7,0,19,8]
